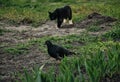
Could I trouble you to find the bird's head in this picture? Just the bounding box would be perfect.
[45,40,52,46]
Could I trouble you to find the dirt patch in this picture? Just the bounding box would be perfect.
[0,44,56,82]
[100,73,120,82]
[0,12,117,82]
[75,12,117,28]
[19,18,33,25]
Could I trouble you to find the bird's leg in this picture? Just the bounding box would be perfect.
[56,59,61,64]
[55,54,61,63]
[56,54,62,60]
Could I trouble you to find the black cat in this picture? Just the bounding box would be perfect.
[48,5,73,28]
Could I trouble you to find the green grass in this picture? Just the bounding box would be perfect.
[0,28,11,35]
[18,41,120,82]
[2,29,99,57]
[0,0,120,26]
[4,43,30,56]
[103,23,120,41]
[87,25,102,32]
[0,0,120,82]
[2,29,119,81]
[85,43,120,82]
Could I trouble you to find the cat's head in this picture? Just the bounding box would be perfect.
[48,12,56,20]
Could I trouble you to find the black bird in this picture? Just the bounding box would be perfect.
[45,40,75,60]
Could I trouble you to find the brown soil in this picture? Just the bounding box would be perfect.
[0,12,118,82]
[100,73,120,82]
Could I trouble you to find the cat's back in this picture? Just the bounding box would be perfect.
[64,5,71,9]
[55,6,71,12]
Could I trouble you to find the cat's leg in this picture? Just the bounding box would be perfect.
[68,20,73,24]
[63,19,67,23]
[68,9,73,24]
[68,15,73,24]
[57,18,63,28]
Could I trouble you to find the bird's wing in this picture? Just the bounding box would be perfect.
[56,53,62,60]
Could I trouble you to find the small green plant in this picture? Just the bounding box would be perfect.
[84,43,120,82]
[87,25,102,32]
[0,28,11,35]
[85,50,106,82]
[105,42,120,77]
[0,0,13,6]
[19,57,85,82]
[4,44,29,55]
[103,28,120,41]
[103,23,120,41]
[21,64,48,82]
